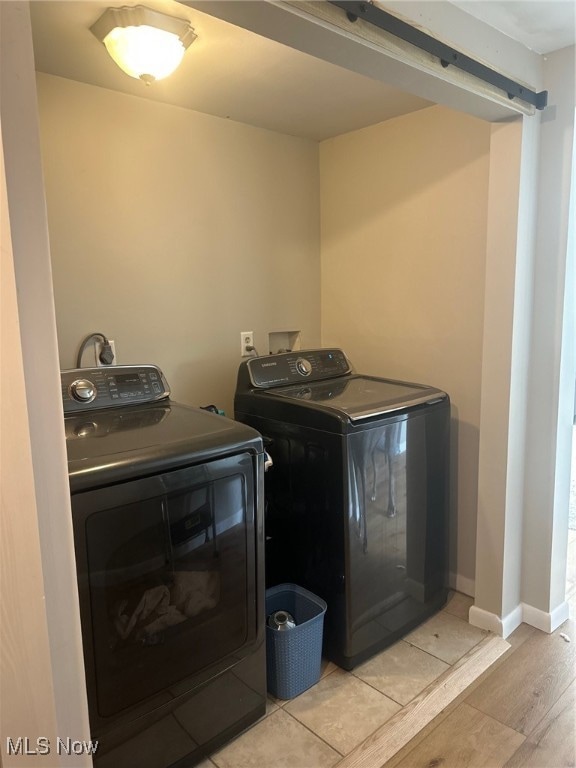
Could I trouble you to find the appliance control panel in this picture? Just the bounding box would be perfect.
[245,349,351,388]
[61,365,170,413]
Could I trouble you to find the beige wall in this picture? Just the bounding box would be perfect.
[320,105,491,593]
[36,73,321,415]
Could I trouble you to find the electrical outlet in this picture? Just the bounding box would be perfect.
[240,331,253,357]
[95,339,116,367]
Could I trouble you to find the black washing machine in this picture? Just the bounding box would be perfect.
[62,364,266,768]
[234,349,450,670]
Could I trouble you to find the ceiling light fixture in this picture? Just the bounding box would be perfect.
[90,5,197,85]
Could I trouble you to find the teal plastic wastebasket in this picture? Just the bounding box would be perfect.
[265,583,327,699]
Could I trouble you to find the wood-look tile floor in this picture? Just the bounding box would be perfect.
[195,570,576,768]
[193,593,495,768]
[193,525,576,768]
[386,620,575,768]
[384,537,576,768]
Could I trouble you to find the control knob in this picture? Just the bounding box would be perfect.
[295,358,312,377]
[70,378,96,403]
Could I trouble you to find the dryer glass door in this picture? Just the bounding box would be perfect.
[72,452,258,725]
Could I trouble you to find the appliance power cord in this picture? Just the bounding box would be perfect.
[76,332,115,368]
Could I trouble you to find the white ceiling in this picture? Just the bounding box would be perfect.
[451,1,575,55]
[30,1,575,142]
[30,0,435,141]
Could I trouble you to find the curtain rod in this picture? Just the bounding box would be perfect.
[328,1,548,110]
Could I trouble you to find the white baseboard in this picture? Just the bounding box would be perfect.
[469,604,523,638]
[448,572,475,597]
[469,601,570,637]
[522,601,570,633]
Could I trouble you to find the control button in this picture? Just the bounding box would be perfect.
[295,358,312,377]
[70,379,96,403]
[149,372,158,381]
[152,382,161,393]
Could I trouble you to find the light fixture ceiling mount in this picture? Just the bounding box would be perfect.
[90,5,197,85]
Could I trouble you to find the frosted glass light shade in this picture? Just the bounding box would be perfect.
[91,6,197,84]
[104,25,184,82]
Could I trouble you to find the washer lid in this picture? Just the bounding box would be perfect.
[266,375,446,421]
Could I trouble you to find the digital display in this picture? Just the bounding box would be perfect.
[316,350,348,373]
[319,352,337,366]
[114,373,143,392]
[115,374,141,384]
